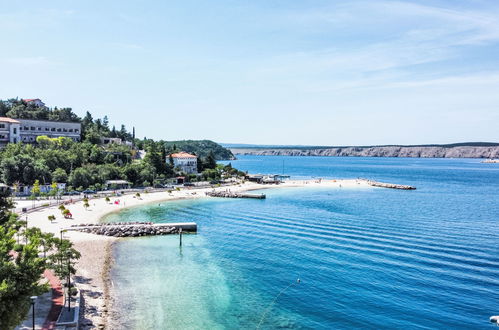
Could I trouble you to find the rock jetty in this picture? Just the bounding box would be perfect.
[366,180,416,190]
[206,191,266,199]
[69,222,196,237]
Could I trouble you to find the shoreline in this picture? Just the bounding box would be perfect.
[21,179,370,328]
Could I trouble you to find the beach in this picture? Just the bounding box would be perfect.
[19,179,368,328]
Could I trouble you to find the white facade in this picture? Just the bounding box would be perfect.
[0,117,81,146]
[170,152,198,174]
[18,119,81,143]
[101,137,133,146]
[0,118,21,145]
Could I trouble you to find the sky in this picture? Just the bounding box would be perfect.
[1,0,498,146]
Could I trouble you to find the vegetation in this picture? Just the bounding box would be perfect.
[0,98,238,190]
[0,188,80,329]
[164,140,235,160]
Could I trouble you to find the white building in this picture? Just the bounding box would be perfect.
[23,99,46,107]
[100,137,133,147]
[0,117,21,145]
[0,117,81,146]
[170,152,198,174]
[18,119,81,143]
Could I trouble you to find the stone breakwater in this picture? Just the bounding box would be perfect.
[69,222,197,237]
[206,191,266,199]
[366,180,416,190]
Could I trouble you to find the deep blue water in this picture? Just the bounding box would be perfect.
[107,156,499,329]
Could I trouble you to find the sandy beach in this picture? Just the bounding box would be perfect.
[19,179,369,328]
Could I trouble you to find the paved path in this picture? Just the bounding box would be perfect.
[15,270,63,330]
[41,270,63,330]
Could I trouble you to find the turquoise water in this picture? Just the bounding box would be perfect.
[106,156,499,329]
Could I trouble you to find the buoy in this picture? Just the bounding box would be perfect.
[490,315,499,324]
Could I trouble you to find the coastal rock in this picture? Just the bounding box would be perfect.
[231,146,499,159]
[71,222,180,237]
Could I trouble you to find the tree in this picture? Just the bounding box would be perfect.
[48,182,58,198]
[31,180,41,197]
[52,168,68,183]
[204,151,217,170]
[68,167,92,189]
[48,215,56,223]
[0,189,48,329]
[47,238,80,288]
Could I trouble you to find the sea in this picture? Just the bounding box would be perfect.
[103,156,499,329]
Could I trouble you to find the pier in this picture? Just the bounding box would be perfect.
[68,222,197,237]
[366,180,416,190]
[206,191,266,199]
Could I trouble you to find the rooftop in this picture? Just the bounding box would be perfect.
[170,152,197,158]
[0,117,20,124]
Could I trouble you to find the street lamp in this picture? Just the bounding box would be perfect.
[67,252,71,311]
[25,214,28,244]
[59,229,65,270]
[30,296,37,330]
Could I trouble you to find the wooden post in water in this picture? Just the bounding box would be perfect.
[179,227,182,247]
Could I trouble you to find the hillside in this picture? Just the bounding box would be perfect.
[230,143,499,159]
[166,140,235,160]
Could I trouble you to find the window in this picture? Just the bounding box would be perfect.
[63,128,67,132]
[24,126,29,130]
[13,128,17,134]
[75,129,79,133]
[0,124,5,129]
[69,129,73,132]
[30,127,35,130]
[45,127,50,131]
[38,127,42,131]
[51,128,55,132]
[57,128,61,132]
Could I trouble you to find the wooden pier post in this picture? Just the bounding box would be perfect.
[179,227,182,247]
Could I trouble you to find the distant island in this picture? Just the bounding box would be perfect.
[228,142,499,159]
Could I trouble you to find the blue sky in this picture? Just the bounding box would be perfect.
[1,0,498,145]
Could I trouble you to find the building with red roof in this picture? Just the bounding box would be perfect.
[169,152,198,174]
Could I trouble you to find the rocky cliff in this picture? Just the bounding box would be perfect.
[231,146,499,158]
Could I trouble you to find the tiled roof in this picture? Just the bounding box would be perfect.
[0,117,20,124]
[170,152,197,158]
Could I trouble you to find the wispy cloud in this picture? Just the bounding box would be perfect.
[2,57,52,66]
[244,1,499,93]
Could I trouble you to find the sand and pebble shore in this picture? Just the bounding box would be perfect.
[18,179,368,328]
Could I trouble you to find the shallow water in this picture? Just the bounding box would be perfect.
[106,156,499,329]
